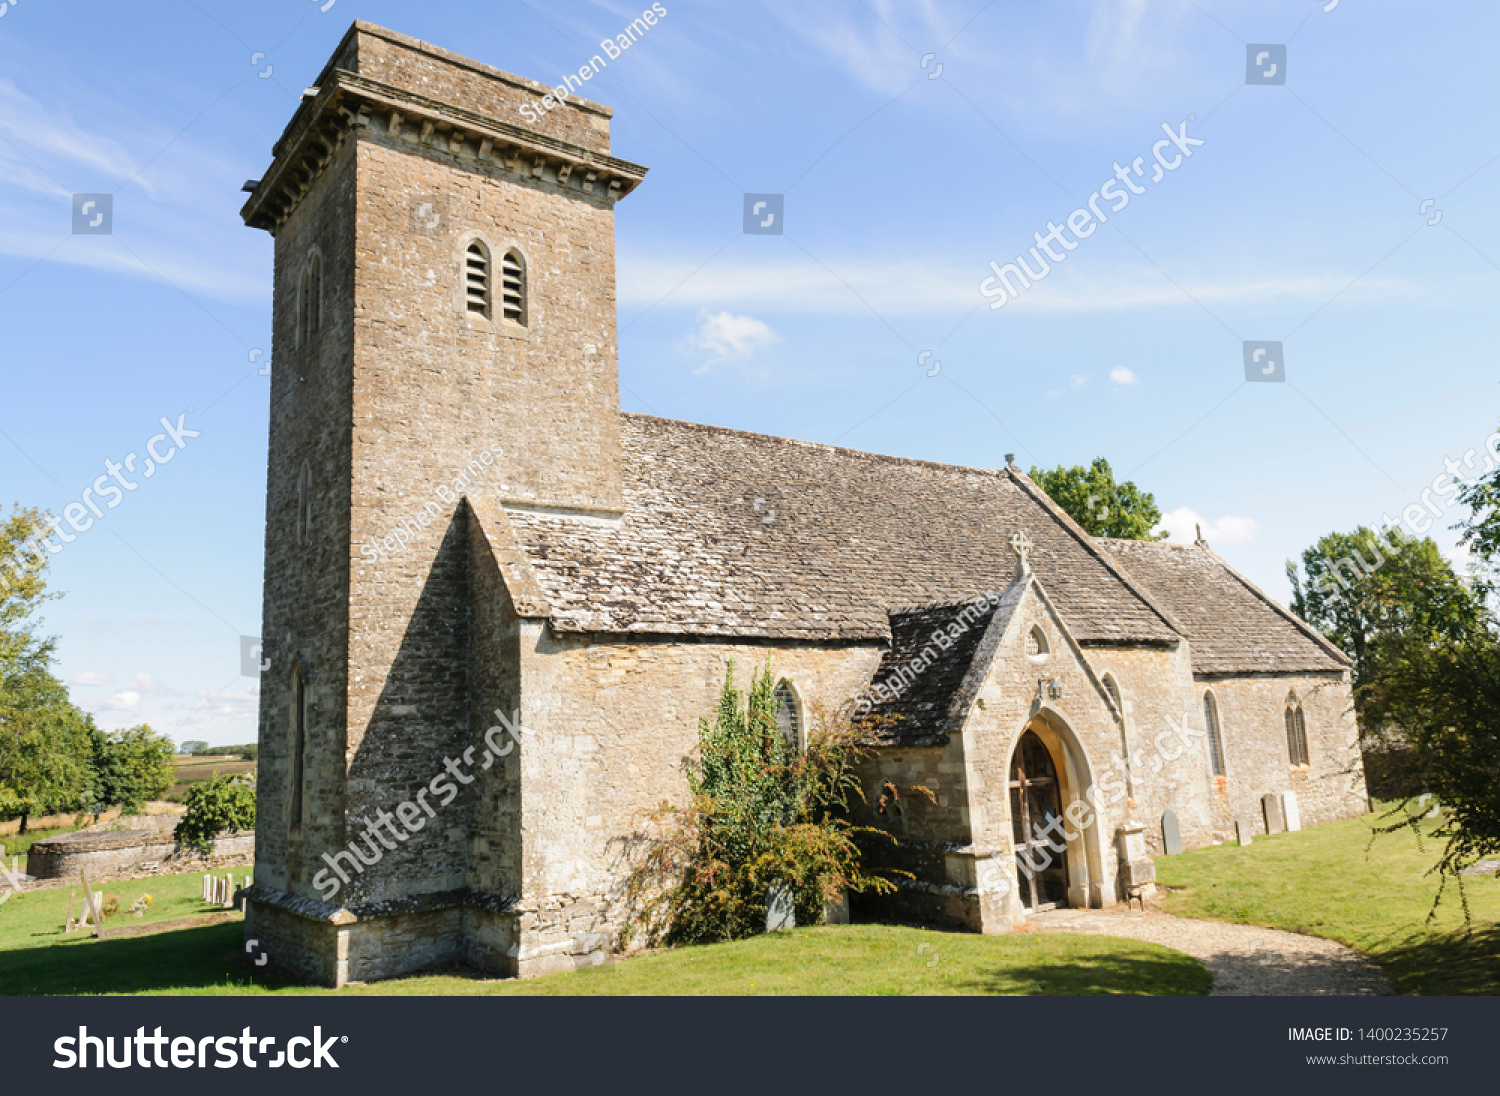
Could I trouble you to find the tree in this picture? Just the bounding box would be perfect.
[0,506,96,832]
[1286,526,1483,692]
[93,725,176,814]
[1358,625,1500,892]
[1028,458,1168,540]
[0,642,97,832]
[174,772,255,856]
[179,740,210,756]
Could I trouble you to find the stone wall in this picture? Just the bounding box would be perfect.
[512,632,883,974]
[28,830,254,881]
[1198,672,1366,837]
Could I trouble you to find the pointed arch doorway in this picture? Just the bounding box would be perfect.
[1010,730,1070,911]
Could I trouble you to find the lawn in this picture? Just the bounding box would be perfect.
[0,870,1209,996]
[1156,805,1500,995]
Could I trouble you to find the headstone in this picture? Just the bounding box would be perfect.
[223,874,235,909]
[823,889,849,925]
[1160,810,1182,856]
[1262,793,1285,835]
[766,883,795,932]
[1281,791,1301,832]
[1236,819,1253,846]
[203,874,211,902]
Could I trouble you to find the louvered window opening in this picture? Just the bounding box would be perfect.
[501,250,524,323]
[466,244,490,317]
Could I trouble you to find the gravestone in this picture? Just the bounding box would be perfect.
[1282,791,1301,832]
[766,883,795,932]
[1262,792,1285,835]
[1160,810,1182,856]
[1236,820,1253,846]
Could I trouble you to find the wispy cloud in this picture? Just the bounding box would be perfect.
[680,310,781,371]
[1109,366,1138,385]
[70,671,110,686]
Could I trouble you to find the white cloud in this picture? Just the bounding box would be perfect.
[1109,367,1138,385]
[1070,374,1087,387]
[1155,506,1259,547]
[681,310,781,367]
[618,249,1418,318]
[71,672,110,686]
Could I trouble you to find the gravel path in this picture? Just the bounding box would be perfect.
[1028,905,1394,996]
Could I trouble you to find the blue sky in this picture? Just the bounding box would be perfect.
[1,0,1496,746]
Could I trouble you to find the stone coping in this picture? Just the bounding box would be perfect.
[27,829,174,854]
[245,883,518,926]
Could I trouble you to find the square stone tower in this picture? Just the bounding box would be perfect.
[239,22,646,984]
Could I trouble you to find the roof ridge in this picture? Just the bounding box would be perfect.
[621,411,1010,479]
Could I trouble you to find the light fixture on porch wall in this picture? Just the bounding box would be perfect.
[1038,678,1063,701]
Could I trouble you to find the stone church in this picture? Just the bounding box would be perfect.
[240,23,1368,986]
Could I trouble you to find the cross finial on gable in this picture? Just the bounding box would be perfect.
[1009,530,1033,582]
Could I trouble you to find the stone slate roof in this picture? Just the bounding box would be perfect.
[502,414,1181,644]
[1096,538,1349,675]
[852,600,1002,747]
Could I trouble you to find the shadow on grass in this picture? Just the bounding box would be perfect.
[0,921,291,996]
[955,951,1211,996]
[1375,923,1500,996]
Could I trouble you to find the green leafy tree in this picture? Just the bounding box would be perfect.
[0,643,97,832]
[93,725,176,813]
[1028,458,1167,540]
[174,772,256,855]
[0,505,96,832]
[179,740,210,756]
[1358,625,1500,899]
[1286,527,1484,692]
[625,660,899,945]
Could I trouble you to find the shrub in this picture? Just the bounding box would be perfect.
[174,772,255,856]
[625,659,904,946]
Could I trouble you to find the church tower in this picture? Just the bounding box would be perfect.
[240,22,646,982]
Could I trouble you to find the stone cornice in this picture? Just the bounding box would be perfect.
[240,68,649,234]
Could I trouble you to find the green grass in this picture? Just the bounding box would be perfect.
[0,871,1209,996]
[0,823,85,860]
[1156,807,1500,995]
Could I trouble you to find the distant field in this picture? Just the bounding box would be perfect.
[168,756,257,800]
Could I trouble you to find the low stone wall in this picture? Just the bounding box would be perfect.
[26,829,254,881]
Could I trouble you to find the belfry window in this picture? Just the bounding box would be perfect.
[1204,691,1226,777]
[501,248,526,324]
[465,242,490,318]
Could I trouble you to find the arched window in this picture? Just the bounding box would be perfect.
[773,681,800,751]
[1025,625,1049,659]
[290,660,308,829]
[1203,691,1226,777]
[465,241,490,318]
[501,248,526,324]
[1285,695,1310,767]
[1102,673,1121,713]
[297,253,321,348]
